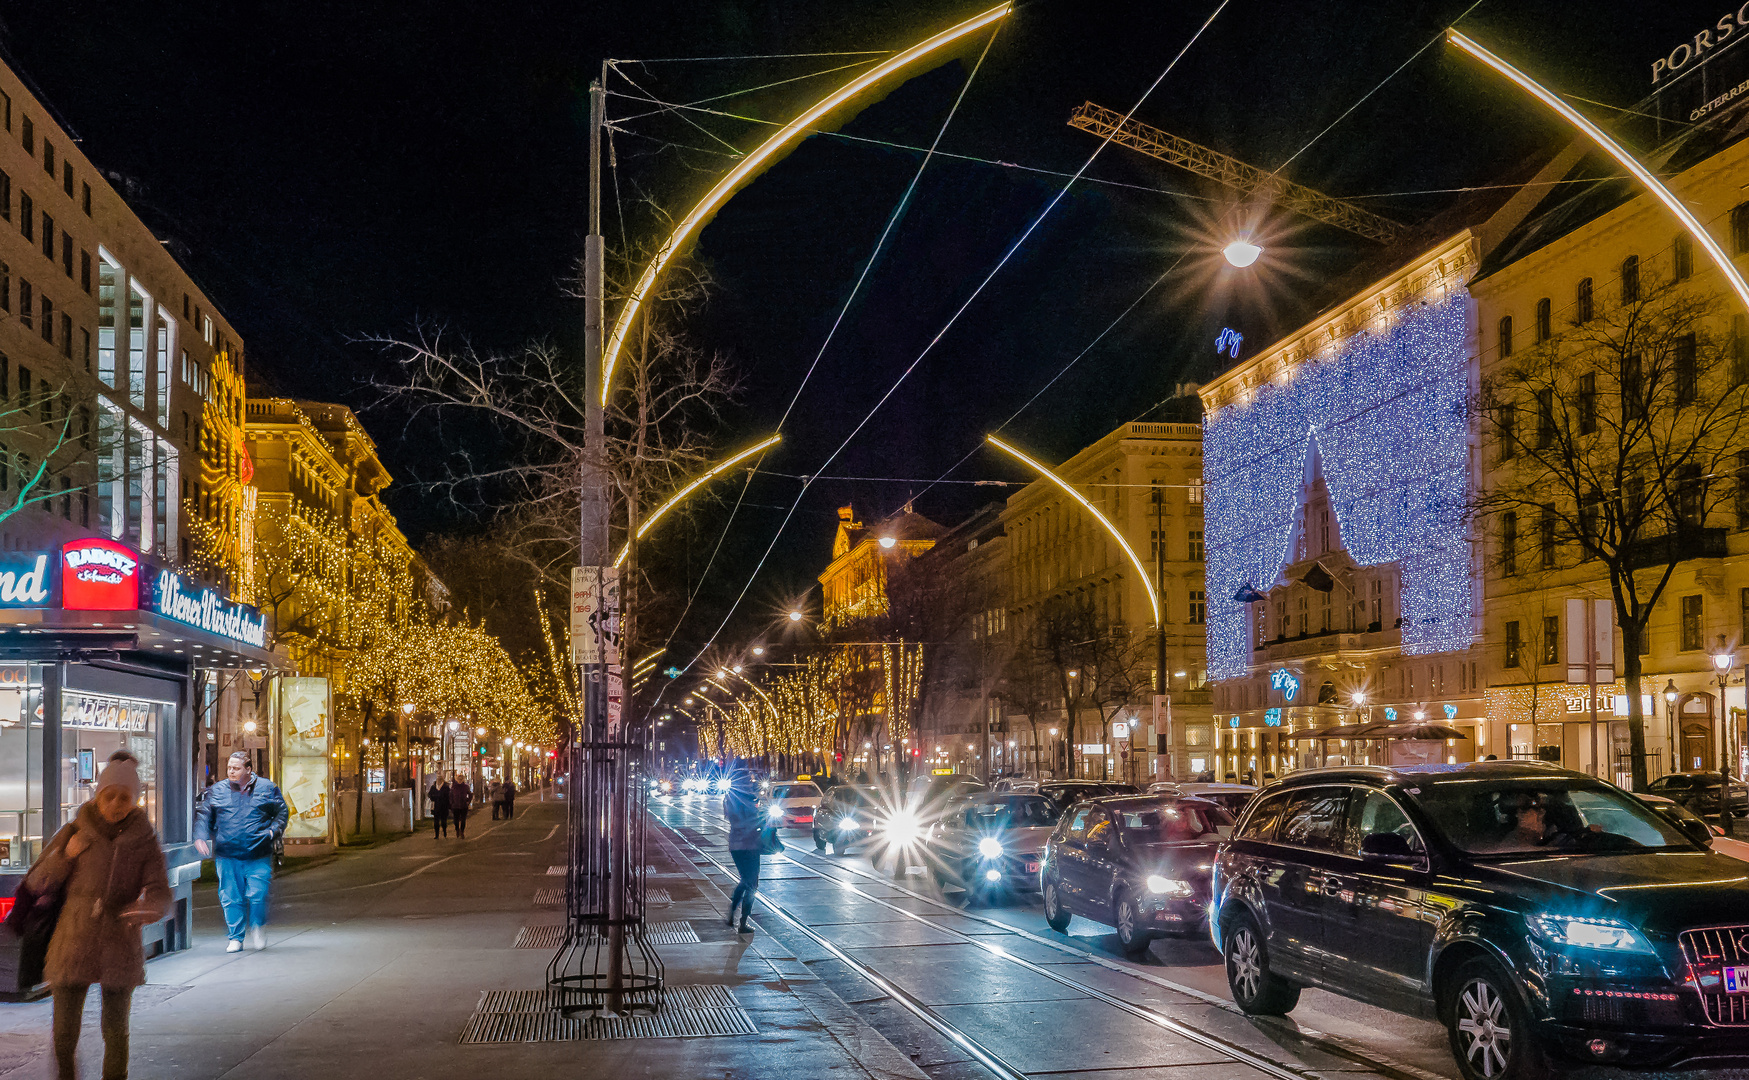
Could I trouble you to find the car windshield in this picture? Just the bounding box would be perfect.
[1411,779,1697,856]
[966,796,1060,829]
[770,783,820,800]
[1114,801,1233,843]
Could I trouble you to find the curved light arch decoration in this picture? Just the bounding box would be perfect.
[1448,29,1749,312]
[985,434,1161,627]
[614,435,781,568]
[601,3,1014,404]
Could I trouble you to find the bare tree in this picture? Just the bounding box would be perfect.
[1477,276,1749,792]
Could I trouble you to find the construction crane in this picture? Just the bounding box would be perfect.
[1068,101,1404,245]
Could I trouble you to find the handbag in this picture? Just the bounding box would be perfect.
[759,827,784,855]
[5,831,73,989]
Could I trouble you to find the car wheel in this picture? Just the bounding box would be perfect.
[1223,912,1300,1016]
[1042,876,1071,931]
[1445,959,1546,1080]
[1114,892,1151,956]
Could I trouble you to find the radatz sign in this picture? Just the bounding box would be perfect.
[60,539,141,610]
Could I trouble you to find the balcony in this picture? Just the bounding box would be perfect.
[1622,527,1725,571]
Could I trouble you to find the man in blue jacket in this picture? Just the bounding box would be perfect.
[194,751,290,952]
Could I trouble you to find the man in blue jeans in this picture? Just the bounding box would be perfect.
[194,751,289,952]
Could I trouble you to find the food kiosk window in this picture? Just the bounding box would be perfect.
[61,690,165,832]
[0,665,44,871]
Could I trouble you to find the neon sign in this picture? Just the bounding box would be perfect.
[1216,327,1244,359]
[1269,670,1300,701]
[148,569,267,649]
[1443,704,1458,720]
[1228,716,1240,728]
[0,553,52,606]
[1264,708,1282,727]
[1385,707,1398,722]
[61,540,141,611]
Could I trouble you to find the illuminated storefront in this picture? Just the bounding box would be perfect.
[0,539,277,983]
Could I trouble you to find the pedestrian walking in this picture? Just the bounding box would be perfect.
[24,752,171,1080]
[489,780,504,820]
[450,773,473,838]
[193,751,289,953]
[724,772,763,935]
[428,778,451,838]
[501,779,517,819]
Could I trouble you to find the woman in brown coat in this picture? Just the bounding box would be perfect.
[25,751,171,1080]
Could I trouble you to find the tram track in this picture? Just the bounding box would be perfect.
[657,800,1449,1080]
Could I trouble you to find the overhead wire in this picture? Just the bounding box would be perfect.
[608,57,887,124]
[677,0,1234,673]
[650,21,1005,696]
[610,51,893,63]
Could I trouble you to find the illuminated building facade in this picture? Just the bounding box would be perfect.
[1471,123,1749,782]
[1200,235,1488,780]
[1000,418,1208,781]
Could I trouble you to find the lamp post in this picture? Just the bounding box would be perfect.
[1714,637,1737,836]
[1664,681,1680,772]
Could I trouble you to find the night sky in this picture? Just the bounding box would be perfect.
[0,1,1723,662]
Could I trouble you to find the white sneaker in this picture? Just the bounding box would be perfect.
[245,926,266,951]
[225,939,243,953]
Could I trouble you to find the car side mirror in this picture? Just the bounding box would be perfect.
[1360,832,1420,864]
[1677,816,1715,848]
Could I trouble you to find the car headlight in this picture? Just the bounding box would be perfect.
[1526,914,1653,953]
[1146,875,1195,898]
[884,813,920,844]
[767,804,784,820]
[838,816,858,830]
[978,838,1004,859]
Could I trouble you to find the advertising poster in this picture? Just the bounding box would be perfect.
[279,677,332,840]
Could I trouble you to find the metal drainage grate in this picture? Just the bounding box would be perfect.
[514,925,569,949]
[546,865,566,876]
[459,985,755,1043]
[646,887,672,905]
[533,888,564,907]
[645,921,701,945]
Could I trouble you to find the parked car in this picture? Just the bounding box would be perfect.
[1638,791,1749,862]
[1038,780,1138,812]
[991,777,1040,794]
[1146,781,1257,817]
[1042,794,1231,954]
[1212,761,1749,1079]
[925,793,1062,903]
[767,780,823,827]
[813,784,883,854]
[1644,769,1749,816]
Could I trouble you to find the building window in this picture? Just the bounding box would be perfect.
[1621,255,1640,304]
[1188,477,1203,504]
[1740,452,1749,530]
[97,257,116,388]
[41,140,51,177]
[1677,463,1705,528]
[81,182,90,217]
[1498,404,1516,461]
[1189,590,1206,625]
[21,116,32,154]
[1681,594,1704,652]
[1623,351,1644,419]
[18,279,30,329]
[1539,504,1556,569]
[1535,388,1555,448]
[1188,529,1203,561]
[0,168,9,222]
[1542,614,1559,666]
[1675,332,1697,404]
[0,260,7,311]
[1735,202,1749,255]
[1576,276,1593,323]
[1505,621,1521,668]
[1532,298,1551,344]
[62,161,72,197]
[1577,372,1596,434]
[1741,588,1749,648]
[19,192,31,241]
[39,212,51,260]
[79,249,89,293]
[1501,511,1517,575]
[58,313,69,358]
[0,91,9,131]
[1497,315,1513,358]
[39,296,50,345]
[1674,233,1694,280]
[80,327,89,373]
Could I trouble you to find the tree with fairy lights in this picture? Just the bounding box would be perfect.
[1478,276,1749,793]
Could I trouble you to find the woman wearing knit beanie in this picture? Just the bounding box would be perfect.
[23,751,171,1080]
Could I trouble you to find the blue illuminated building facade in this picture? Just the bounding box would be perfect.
[1197,234,1488,781]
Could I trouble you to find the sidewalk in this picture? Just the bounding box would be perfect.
[0,796,924,1080]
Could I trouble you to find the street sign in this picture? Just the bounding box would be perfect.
[570,566,621,665]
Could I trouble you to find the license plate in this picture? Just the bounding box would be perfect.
[1727,966,1749,994]
[1025,861,1040,874]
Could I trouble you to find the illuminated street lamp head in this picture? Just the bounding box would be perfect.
[447,720,460,731]
[1352,690,1367,705]
[788,610,803,622]
[879,536,896,549]
[752,647,764,656]
[732,665,743,674]
[1714,637,1735,673]
[401,703,414,715]
[1664,680,1679,705]
[1222,238,1262,268]
[475,726,486,736]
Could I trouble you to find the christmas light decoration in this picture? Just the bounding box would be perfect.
[1202,294,1473,679]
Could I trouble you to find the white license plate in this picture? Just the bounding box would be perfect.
[1727,966,1749,993]
[1025,861,1040,874]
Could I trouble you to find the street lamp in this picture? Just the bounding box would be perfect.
[788,611,803,622]
[1222,237,1262,268]
[1715,637,1738,836]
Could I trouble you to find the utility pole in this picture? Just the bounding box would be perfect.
[1153,487,1168,781]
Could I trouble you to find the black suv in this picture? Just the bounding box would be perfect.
[1042,794,1231,954]
[812,785,883,854]
[1212,762,1749,1079]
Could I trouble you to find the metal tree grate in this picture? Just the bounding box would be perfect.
[646,887,671,905]
[645,921,701,945]
[533,888,564,907]
[515,925,569,949]
[546,865,566,876]
[459,985,753,1043]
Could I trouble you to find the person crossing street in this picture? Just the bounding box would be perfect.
[194,751,289,952]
